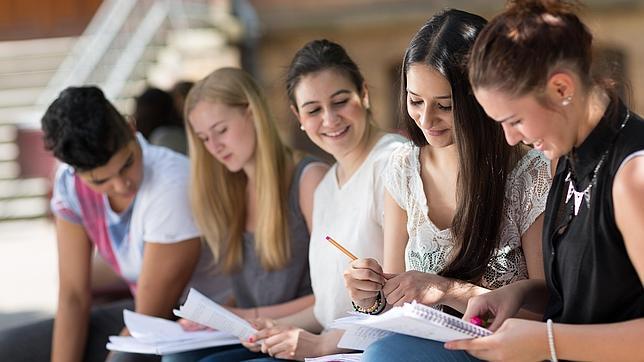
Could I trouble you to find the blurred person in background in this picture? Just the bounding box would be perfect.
[134,87,187,155]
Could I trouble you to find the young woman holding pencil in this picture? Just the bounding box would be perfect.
[196,39,405,361]
[343,9,553,361]
[162,67,328,362]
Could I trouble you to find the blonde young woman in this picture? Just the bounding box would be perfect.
[163,67,328,362]
[199,39,406,362]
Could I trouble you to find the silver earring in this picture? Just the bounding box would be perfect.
[300,125,305,131]
[561,95,573,106]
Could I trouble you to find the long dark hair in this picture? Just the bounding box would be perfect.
[401,9,523,283]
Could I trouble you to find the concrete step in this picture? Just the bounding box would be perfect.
[0,37,75,60]
[0,70,55,90]
[0,53,67,75]
[0,197,49,220]
[0,125,17,143]
[0,107,43,126]
[0,161,20,179]
[0,87,42,109]
[0,178,49,199]
[0,142,18,161]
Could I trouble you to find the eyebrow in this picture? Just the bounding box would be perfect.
[195,121,225,137]
[497,114,517,123]
[300,89,352,108]
[406,89,451,100]
[90,152,134,184]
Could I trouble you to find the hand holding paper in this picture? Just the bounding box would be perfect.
[106,310,239,355]
[174,288,258,341]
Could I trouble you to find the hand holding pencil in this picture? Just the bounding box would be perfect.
[327,235,388,310]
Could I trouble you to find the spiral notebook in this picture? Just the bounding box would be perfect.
[337,301,491,351]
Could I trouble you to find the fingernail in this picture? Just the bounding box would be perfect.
[444,342,453,349]
[248,336,255,343]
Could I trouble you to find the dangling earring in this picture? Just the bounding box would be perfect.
[561,95,573,106]
[300,125,305,131]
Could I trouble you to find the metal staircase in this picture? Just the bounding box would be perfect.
[0,0,233,221]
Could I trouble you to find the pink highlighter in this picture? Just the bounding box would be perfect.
[469,316,489,328]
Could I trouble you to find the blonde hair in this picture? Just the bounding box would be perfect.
[185,67,292,272]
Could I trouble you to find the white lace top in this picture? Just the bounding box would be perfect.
[385,143,551,289]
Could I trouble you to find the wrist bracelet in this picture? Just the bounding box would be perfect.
[352,291,386,315]
[546,319,558,362]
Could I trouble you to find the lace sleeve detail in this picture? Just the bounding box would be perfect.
[383,142,415,210]
[508,149,552,237]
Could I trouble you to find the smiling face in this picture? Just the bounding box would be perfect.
[405,64,455,148]
[291,68,370,159]
[188,100,257,172]
[474,87,576,160]
[77,139,143,200]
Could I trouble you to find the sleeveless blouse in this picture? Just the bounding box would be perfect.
[385,144,551,289]
[543,101,644,323]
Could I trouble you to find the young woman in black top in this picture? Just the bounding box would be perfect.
[446,0,644,360]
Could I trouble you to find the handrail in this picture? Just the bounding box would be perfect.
[103,1,170,99]
[36,0,138,106]
[34,0,217,116]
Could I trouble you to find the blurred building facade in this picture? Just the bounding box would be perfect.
[0,0,643,219]
[246,0,644,154]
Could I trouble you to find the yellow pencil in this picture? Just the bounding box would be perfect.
[325,235,358,261]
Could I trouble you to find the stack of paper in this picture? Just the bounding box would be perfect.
[106,310,240,355]
[173,288,258,341]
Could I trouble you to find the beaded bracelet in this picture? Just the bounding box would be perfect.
[352,291,386,315]
[546,319,558,362]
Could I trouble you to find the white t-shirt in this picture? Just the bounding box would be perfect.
[309,133,406,327]
[51,134,230,302]
[385,144,551,289]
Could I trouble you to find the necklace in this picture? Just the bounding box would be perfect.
[565,110,630,216]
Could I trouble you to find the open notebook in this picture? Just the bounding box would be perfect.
[336,301,491,351]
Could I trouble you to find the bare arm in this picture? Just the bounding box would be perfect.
[554,319,644,361]
[383,190,408,273]
[275,305,324,333]
[298,162,329,232]
[614,156,644,283]
[231,294,315,320]
[521,213,545,280]
[51,217,93,362]
[135,238,201,320]
[427,213,546,313]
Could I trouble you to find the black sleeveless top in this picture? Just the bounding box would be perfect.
[543,100,644,324]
